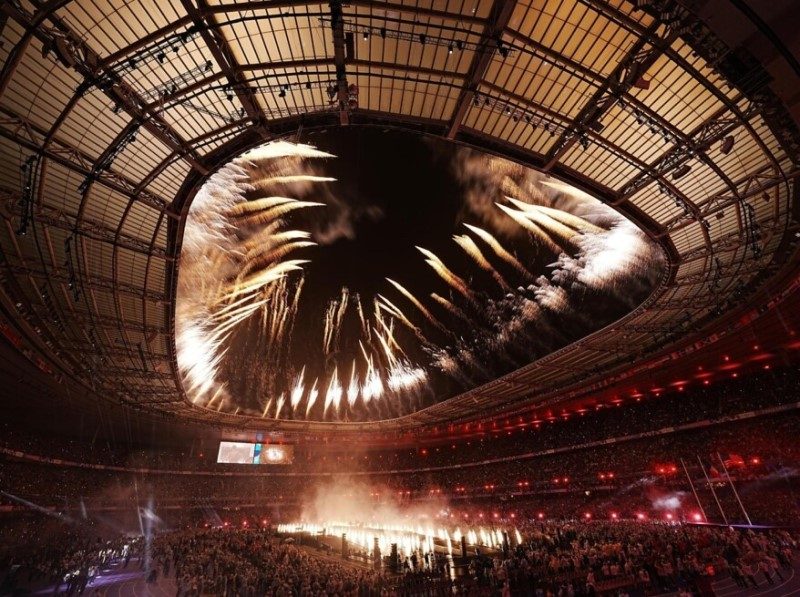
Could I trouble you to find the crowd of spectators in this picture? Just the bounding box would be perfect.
[2,521,797,596]
[1,411,798,527]
[1,367,798,475]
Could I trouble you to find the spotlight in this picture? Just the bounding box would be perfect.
[672,163,691,179]
[380,28,386,39]
[448,44,453,55]
[363,31,369,41]
[278,88,286,98]
[419,34,426,45]
[456,40,463,51]
[157,52,166,64]
[720,135,735,155]
[716,210,724,220]
[589,120,604,132]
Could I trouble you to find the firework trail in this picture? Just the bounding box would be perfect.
[228,195,298,216]
[541,179,597,203]
[463,224,531,280]
[362,368,384,404]
[452,235,511,291]
[234,199,325,228]
[262,397,273,419]
[496,203,564,255]
[416,246,475,304]
[355,295,371,342]
[376,316,406,357]
[346,361,359,408]
[430,293,471,324]
[529,204,603,233]
[376,295,420,335]
[335,287,349,344]
[290,367,306,411]
[375,327,399,367]
[252,174,336,188]
[305,378,319,417]
[532,277,569,313]
[324,369,343,417]
[387,362,426,393]
[223,259,308,301]
[177,139,661,420]
[242,235,315,276]
[506,197,582,243]
[385,278,447,332]
[274,393,286,419]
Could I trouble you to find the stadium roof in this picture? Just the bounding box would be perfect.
[0,0,798,436]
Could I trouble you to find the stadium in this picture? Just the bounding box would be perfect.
[0,0,798,594]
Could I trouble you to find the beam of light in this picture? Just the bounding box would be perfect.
[1,491,77,524]
[262,398,273,419]
[416,246,474,302]
[346,360,359,407]
[385,278,446,332]
[305,378,319,417]
[290,366,306,411]
[505,197,582,242]
[463,223,531,280]
[452,235,511,290]
[496,203,564,254]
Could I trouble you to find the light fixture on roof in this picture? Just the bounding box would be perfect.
[579,134,589,150]
[448,44,453,55]
[497,39,509,58]
[720,135,735,155]
[456,40,463,51]
[627,61,651,90]
[419,34,426,45]
[157,52,166,64]
[589,120,604,132]
[363,31,369,41]
[672,163,692,179]
[380,27,386,39]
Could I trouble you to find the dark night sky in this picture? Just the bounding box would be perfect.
[218,127,660,419]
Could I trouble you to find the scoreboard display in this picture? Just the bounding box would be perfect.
[217,441,293,464]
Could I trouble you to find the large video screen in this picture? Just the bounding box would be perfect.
[217,441,293,464]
